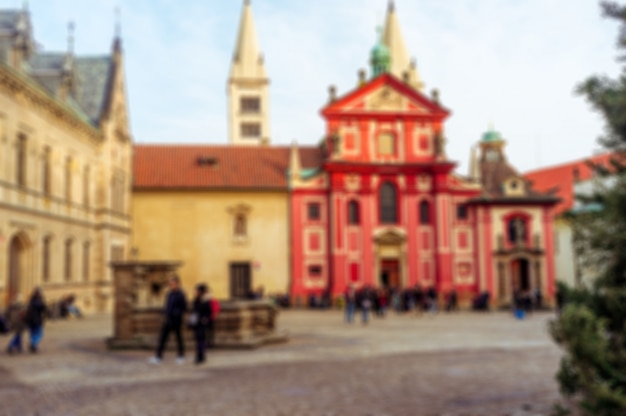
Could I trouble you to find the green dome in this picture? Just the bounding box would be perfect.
[371,41,390,61]
[482,129,503,143]
[370,27,391,77]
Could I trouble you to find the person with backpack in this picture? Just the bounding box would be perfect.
[25,288,46,353]
[190,284,212,364]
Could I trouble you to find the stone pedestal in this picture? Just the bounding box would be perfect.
[107,261,287,350]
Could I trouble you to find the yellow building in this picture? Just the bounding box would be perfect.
[0,8,133,312]
[132,145,319,299]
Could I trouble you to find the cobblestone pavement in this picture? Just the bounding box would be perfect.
[0,310,565,416]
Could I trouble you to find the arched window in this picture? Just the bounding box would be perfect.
[348,200,360,225]
[508,217,527,244]
[419,200,430,225]
[64,239,73,281]
[379,182,397,224]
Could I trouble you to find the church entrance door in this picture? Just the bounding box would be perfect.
[511,258,530,293]
[380,259,400,290]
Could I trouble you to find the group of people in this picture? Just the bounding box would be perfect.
[513,288,543,319]
[344,284,459,324]
[149,276,220,365]
[1,288,47,354]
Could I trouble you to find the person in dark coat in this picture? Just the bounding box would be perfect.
[427,286,438,314]
[446,289,458,312]
[150,275,188,364]
[25,288,46,353]
[191,284,212,365]
[413,285,424,316]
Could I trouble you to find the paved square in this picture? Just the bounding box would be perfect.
[0,310,563,415]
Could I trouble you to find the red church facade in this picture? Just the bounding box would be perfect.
[289,74,559,307]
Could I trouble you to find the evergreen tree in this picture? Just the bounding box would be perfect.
[550,2,626,415]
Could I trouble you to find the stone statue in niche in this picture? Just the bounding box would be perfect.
[509,217,527,245]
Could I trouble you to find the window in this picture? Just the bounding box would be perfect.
[348,200,360,225]
[234,214,247,238]
[65,156,72,202]
[83,242,90,281]
[42,147,51,195]
[64,239,73,281]
[308,265,323,277]
[379,182,398,224]
[241,123,261,138]
[419,200,431,225]
[83,166,90,207]
[456,204,468,220]
[240,97,261,114]
[378,132,395,156]
[349,263,359,282]
[42,236,51,283]
[507,217,527,244]
[307,203,321,221]
[16,134,27,188]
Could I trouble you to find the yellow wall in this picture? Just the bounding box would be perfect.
[132,191,290,299]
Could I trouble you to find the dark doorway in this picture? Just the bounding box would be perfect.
[511,258,530,292]
[380,259,400,289]
[230,262,252,300]
[7,235,23,305]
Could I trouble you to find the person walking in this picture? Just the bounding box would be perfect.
[5,294,26,354]
[427,286,438,315]
[25,288,46,353]
[344,284,356,323]
[191,284,212,365]
[360,287,372,325]
[150,275,188,364]
[446,289,458,312]
[413,285,424,316]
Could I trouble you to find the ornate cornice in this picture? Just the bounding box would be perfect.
[0,64,104,144]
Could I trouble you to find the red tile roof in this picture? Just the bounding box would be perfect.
[524,153,613,215]
[133,145,324,190]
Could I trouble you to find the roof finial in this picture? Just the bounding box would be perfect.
[67,21,75,55]
[388,0,395,12]
[114,6,122,39]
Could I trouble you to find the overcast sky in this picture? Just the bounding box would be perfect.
[6,0,623,173]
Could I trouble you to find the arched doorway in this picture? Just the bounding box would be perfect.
[7,233,28,305]
[510,258,530,293]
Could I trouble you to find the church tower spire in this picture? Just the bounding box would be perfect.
[382,0,424,91]
[228,0,271,146]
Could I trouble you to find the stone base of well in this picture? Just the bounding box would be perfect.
[107,300,288,350]
[108,261,287,350]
